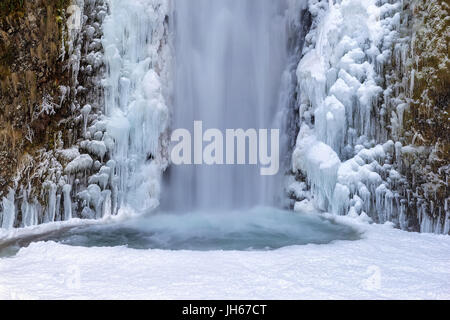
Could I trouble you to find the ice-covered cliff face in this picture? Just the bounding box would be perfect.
[290,0,449,234]
[0,0,447,234]
[0,0,171,229]
[0,0,109,228]
[52,0,172,220]
[101,0,171,213]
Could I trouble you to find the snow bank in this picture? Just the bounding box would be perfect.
[0,219,449,299]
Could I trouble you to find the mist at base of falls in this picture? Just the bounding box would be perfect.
[163,0,293,212]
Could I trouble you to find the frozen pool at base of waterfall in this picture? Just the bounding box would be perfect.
[0,207,359,255]
[0,208,449,300]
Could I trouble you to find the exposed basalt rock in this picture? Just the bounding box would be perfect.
[378,0,449,232]
[400,0,449,231]
[0,0,72,199]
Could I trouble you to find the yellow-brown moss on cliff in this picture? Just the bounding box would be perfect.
[398,0,449,223]
[0,0,25,17]
[407,0,449,152]
[0,0,72,197]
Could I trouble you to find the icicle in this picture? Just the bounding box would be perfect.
[0,189,16,229]
[81,104,92,137]
[410,69,415,96]
[63,184,73,221]
[44,182,57,223]
[102,190,112,217]
[55,194,62,222]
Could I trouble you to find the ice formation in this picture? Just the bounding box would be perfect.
[292,0,399,219]
[101,0,171,212]
[290,0,448,233]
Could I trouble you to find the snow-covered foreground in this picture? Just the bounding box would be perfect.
[0,215,449,300]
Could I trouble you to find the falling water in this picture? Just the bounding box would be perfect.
[163,0,292,211]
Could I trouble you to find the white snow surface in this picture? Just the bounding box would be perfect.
[1,216,449,300]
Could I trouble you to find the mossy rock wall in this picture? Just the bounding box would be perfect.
[402,0,449,223]
[0,0,72,197]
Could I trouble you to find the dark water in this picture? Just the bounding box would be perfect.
[0,207,360,256]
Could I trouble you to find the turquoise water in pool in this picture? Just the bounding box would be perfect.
[0,207,360,256]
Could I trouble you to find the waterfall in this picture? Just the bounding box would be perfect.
[162,0,295,212]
